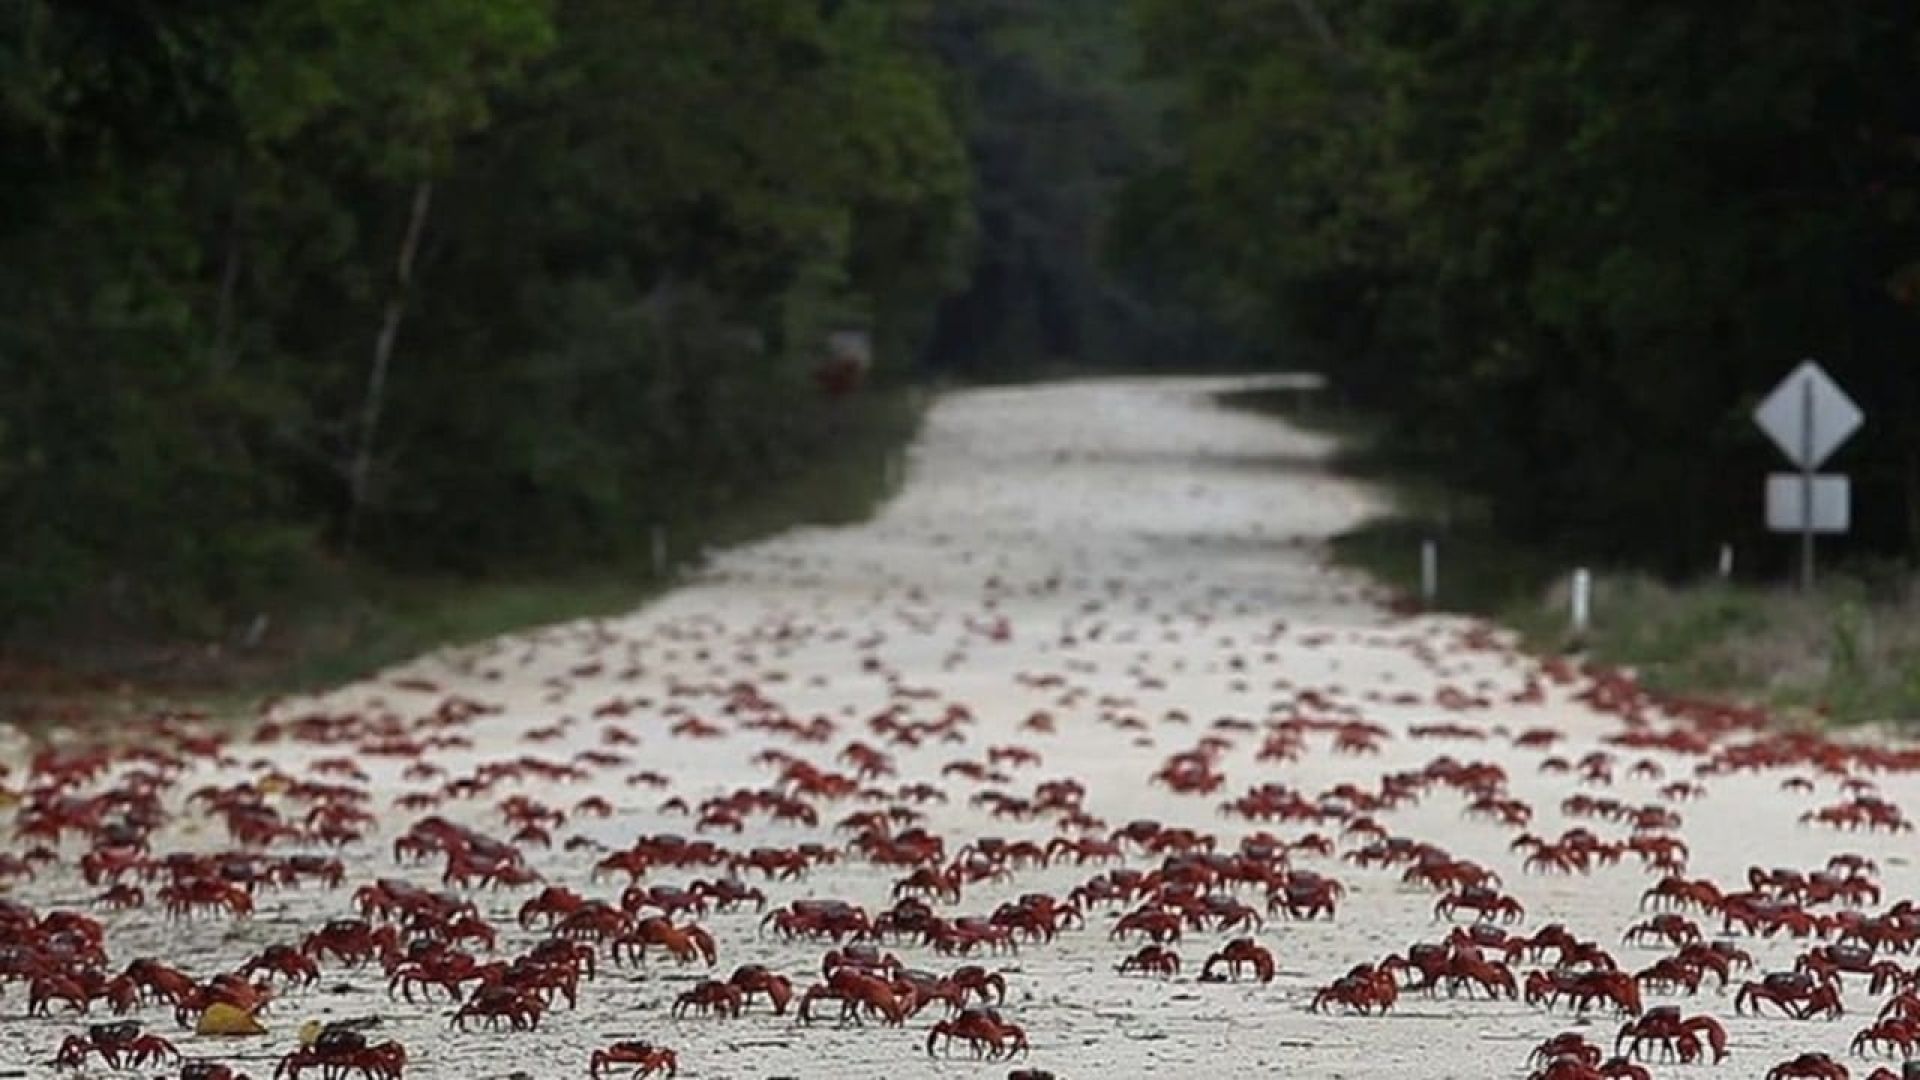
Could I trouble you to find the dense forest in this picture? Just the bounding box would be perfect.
[11,1,1920,653]
[1123,1,1920,571]
[0,2,1181,643]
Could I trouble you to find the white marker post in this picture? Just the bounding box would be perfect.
[1717,543,1734,579]
[1570,568,1591,636]
[1419,539,1438,607]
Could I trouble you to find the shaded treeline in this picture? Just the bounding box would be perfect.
[1121,2,1920,571]
[924,0,1227,376]
[0,1,1194,639]
[35,0,1896,645]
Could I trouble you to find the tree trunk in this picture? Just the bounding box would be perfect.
[344,177,434,549]
[211,198,244,371]
[1286,0,1342,55]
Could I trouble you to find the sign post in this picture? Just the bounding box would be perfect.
[1752,359,1862,590]
[1799,374,1813,587]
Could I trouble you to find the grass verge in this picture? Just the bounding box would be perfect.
[1,386,928,727]
[1220,385,1920,726]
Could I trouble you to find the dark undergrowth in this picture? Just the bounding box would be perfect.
[0,387,926,730]
[1222,386,1920,727]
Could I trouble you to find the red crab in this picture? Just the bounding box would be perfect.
[1117,945,1180,979]
[1200,938,1275,983]
[54,1022,178,1070]
[590,1041,677,1078]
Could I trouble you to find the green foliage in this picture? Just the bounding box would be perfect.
[0,2,970,643]
[234,0,554,166]
[922,0,1228,374]
[1125,0,1920,568]
[272,386,925,695]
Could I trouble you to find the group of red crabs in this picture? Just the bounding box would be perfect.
[4,615,1920,1079]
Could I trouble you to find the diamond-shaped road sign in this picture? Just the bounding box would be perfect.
[1753,359,1863,469]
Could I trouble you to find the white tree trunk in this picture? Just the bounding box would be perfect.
[345,177,434,548]
[1287,0,1342,54]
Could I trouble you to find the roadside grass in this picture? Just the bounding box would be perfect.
[1220,385,1920,726]
[246,386,926,696]
[1,386,926,726]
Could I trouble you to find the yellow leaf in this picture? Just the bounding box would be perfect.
[196,1003,266,1036]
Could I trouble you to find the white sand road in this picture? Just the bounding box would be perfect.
[4,376,1919,1080]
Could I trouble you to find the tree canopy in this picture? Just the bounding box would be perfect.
[1124,0,1920,569]
[17,1,1904,643]
[1,1,995,634]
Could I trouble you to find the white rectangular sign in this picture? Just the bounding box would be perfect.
[1765,473,1850,534]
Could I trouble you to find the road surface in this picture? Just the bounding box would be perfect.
[4,376,1914,1079]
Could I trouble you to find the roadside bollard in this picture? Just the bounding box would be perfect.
[1420,539,1438,607]
[1571,568,1592,636]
